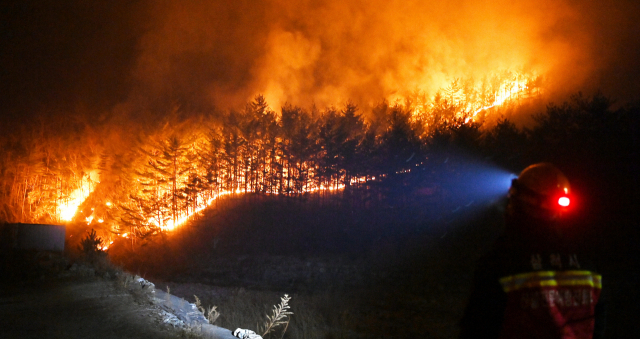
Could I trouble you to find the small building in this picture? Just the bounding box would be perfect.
[1,223,66,252]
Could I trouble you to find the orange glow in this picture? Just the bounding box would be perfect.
[471,73,534,117]
[156,190,233,231]
[59,171,100,222]
[99,241,114,251]
[137,0,611,112]
[145,175,371,232]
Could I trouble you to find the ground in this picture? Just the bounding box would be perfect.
[111,195,639,338]
[1,278,189,339]
[2,195,637,338]
[0,256,202,339]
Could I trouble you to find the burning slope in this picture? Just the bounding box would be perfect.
[4,0,640,234]
[59,171,100,222]
[54,71,534,231]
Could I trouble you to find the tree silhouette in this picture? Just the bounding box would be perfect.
[379,104,422,173]
[481,117,528,171]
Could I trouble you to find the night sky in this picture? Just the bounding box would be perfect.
[2,0,639,128]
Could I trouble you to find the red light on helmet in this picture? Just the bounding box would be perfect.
[558,196,570,207]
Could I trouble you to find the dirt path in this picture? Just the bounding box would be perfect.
[0,276,191,339]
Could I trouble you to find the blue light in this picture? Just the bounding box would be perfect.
[453,165,516,202]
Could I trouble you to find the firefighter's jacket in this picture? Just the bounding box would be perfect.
[459,214,605,339]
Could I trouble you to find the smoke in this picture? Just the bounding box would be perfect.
[128,0,640,111]
[2,0,639,123]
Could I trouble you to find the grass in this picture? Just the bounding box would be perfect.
[183,287,327,339]
[106,193,502,338]
[194,295,220,324]
[258,294,292,338]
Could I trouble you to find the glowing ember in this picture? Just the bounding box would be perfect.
[100,241,114,251]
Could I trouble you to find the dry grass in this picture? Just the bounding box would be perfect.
[107,194,498,338]
[167,285,332,339]
[194,295,220,324]
[259,294,292,338]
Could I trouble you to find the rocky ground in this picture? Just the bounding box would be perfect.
[0,254,220,339]
[0,278,181,339]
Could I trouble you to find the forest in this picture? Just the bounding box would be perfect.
[0,82,637,250]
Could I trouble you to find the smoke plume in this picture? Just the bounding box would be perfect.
[2,0,639,123]
[128,0,640,111]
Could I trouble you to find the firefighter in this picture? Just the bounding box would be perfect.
[459,163,605,338]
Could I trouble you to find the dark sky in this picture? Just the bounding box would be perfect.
[0,1,145,123]
[1,0,639,127]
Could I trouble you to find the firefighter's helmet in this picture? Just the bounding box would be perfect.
[509,163,571,217]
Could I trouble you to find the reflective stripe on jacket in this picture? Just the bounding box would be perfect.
[498,270,602,339]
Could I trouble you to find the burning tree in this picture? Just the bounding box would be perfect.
[0,120,99,224]
[0,70,544,241]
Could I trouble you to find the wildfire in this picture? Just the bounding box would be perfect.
[408,71,540,125]
[151,176,370,232]
[57,71,541,237]
[99,241,114,251]
[59,170,100,222]
[471,73,533,117]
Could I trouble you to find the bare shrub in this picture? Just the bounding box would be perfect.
[259,294,292,338]
[165,285,328,339]
[194,295,220,324]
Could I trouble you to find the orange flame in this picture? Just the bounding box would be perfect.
[150,175,370,232]
[471,73,532,117]
[59,170,100,222]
